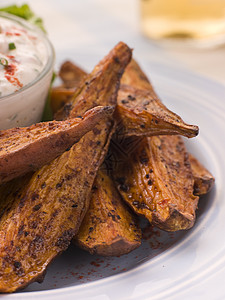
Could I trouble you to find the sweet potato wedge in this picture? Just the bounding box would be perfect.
[76,169,142,256]
[59,60,87,88]
[116,84,198,138]
[50,86,76,113]
[0,117,114,293]
[0,106,111,184]
[121,59,153,91]
[119,58,215,194]
[50,60,86,112]
[0,41,132,292]
[189,154,215,196]
[114,61,198,231]
[113,135,199,231]
[54,43,131,120]
[53,60,198,139]
[58,58,151,91]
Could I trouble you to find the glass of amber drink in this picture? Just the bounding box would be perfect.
[140,0,225,47]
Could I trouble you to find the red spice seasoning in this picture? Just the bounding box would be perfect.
[4,63,23,88]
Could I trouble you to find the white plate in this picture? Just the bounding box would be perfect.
[6,64,225,300]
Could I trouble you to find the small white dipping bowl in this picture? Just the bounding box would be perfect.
[0,12,54,130]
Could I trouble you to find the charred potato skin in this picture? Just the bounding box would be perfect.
[50,86,76,113]
[52,61,199,139]
[113,136,199,232]
[0,42,132,293]
[116,84,198,138]
[76,169,142,256]
[189,154,215,196]
[59,61,87,88]
[0,106,112,184]
[121,59,152,91]
[112,58,200,232]
[0,117,114,293]
[55,42,132,121]
[51,58,152,114]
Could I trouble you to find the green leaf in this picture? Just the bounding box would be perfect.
[0,4,46,32]
[41,72,57,122]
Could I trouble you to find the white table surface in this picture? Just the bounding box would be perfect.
[4,0,225,87]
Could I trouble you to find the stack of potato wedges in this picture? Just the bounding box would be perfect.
[0,42,214,293]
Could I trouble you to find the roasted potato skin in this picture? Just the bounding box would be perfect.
[55,42,132,120]
[121,59,153,91]
[113,136,199,231]
[50,86,76,113]
[0,106,112,184]
[52,60,199,139]
[0,118,114,293]
[189,154,215,196]
[123,60,213,198]
[0,41,132,293]
[116,84,198,138]
[51,58,152,114]
[58,58,151,91]
[59,61,87,88]
[112,58,202,232]
[50,61,86,112]
[76,169,142,256]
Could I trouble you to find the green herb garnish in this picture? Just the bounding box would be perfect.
[0,4,46,32]
[8,42,16,50]
[0,58,8,67]
[42,72,57,121]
